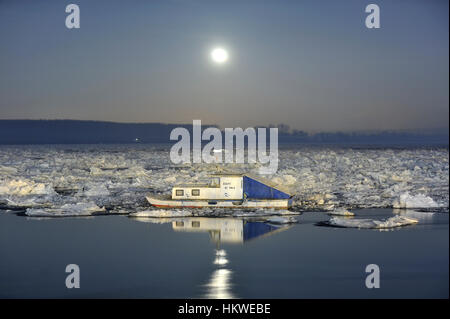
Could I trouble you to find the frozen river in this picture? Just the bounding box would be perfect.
[0,144,448,298]
[0,144,448,213]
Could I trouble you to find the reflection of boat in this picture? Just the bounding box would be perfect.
[172,217,292,244]
[172,218,292,299]
[130,216,294,299]
[146,173,293,209]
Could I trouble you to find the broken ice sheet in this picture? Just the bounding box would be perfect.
[0,145,448,213]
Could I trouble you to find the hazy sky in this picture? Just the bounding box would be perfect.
[0,0,448,131]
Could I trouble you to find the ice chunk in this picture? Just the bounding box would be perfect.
[129,209,193,218]
[89,167,103,176]
[328,215,418,229]
[272,174,297,186]
[265,216,298,224]
[2,197,50,208]
[0,179,56,196]
[328,208,355,216]
[25,202,105,217]
[164,176,177,183]
[393,192,440,209]
[82,184,110,196]
[0,166,18,174]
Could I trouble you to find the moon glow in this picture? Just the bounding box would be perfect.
[210,48,229,64]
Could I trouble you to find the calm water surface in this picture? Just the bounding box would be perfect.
[0,209,448,298]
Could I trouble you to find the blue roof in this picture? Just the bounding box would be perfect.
[243,175,291,199]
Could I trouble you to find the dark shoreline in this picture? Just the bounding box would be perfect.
[1,120,448,145]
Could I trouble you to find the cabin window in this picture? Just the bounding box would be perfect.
[175,189,184,196]
[175,221,184,227]
[192,221,200,227]
[192,189,200,196]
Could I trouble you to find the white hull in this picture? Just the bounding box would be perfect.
[146,195,292,209]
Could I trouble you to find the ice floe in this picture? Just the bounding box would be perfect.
[327,215,419,229]
[328,208,355,216]
[129,209,193,218]
[1,197,53,209]
[25,202,105,217]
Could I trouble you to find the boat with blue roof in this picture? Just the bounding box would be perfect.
[146,173,293,209]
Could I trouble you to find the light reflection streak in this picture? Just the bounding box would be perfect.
[204,249,234,299]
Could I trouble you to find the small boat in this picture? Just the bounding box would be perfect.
[146,173,293,209]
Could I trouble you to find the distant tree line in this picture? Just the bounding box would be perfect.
[0,120,448,146]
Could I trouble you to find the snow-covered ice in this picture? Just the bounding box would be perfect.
[0,179,56,196]
[327,215,419,229]
[129,209,193,218]
[393,192,440,209]
[0,145,448,215]
[328,208,355,216]
[129,208,300,218]
[25,202,105,217]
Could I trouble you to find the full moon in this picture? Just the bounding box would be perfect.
[210,48,229,64]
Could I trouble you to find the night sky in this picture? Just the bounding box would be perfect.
[0,0,448,131]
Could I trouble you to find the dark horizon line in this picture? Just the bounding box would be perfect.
[0,119,448,146]
[0,118,448,135]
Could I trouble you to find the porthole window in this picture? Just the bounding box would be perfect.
[192,189,200,196]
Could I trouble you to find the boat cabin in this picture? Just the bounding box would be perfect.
[171,173,292,201]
